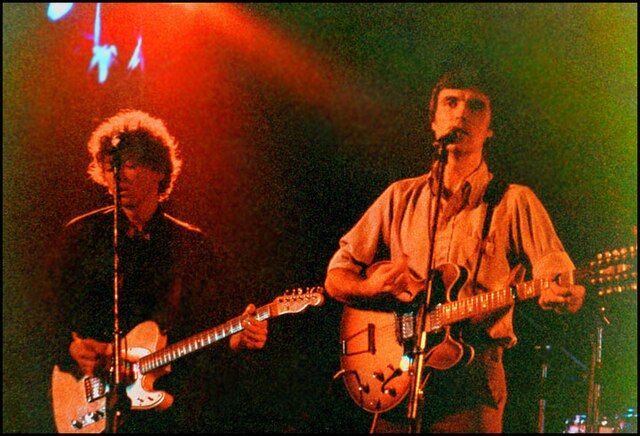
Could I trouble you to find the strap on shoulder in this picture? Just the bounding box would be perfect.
[480,178,509,241]
[472,177,509,289]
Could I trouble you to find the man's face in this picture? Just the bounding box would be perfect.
[431,87,493,157]
[101,153,163,209]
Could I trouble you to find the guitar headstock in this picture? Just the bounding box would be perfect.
[273,286,325,315]
[583,244,637,296]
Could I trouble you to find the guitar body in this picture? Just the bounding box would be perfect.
[121,320,173,411]
[51,287,325,433]
[340,307,412,413]
[422,263,475,371]
[52,365,104,434]
[340,245,637,414]
[52,321,172,433]
[339,262,473,413]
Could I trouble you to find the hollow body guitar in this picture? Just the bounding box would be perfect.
[339,246,637,414]
[339,261,475,414]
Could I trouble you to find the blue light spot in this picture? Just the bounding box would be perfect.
[88,3,118,84]
[90,44,118,83]
[47,3,74,21]
[128,36,144,71]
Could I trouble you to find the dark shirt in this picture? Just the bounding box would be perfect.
[47,205,236,432]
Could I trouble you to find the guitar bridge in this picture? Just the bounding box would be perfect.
[341,323,376,356]
[71,406,106,430]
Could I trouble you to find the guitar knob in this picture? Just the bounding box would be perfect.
[358,383,370,394]
[373,371,384,381]
[384,388,397,397]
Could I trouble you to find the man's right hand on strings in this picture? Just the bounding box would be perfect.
[364,261,416,302]
[69,331,113,377]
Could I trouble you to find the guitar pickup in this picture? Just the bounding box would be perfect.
[84,376,108,402]
[395,313,415,342]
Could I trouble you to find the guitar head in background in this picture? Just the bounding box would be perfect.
[587,244,637,301]
[273,286,325,316]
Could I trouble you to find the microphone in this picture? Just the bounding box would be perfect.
[432,129,463,163]
[433,129,463,147]
[107,134,122,155]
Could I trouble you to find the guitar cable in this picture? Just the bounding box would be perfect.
[369,412,379,434]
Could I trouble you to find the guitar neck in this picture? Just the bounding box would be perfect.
[138,303,274,374]
[425,244,638,331]
[425,276,561,331]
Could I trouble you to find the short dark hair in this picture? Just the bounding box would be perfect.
[428,67,494,124]
[87,109,182,202]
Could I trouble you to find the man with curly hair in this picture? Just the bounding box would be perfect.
[47,109,268,432]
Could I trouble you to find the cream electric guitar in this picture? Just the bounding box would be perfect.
[338,245,637,414]
[51,287,324,433]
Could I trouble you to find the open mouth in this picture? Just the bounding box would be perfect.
[453,128,469,138]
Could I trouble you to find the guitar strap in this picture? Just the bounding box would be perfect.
[471,177,509,290]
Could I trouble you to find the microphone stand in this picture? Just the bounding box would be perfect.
[535,344,551,433]
[587,226,636,433]
[106,151,128,433]
[519,312,587,433]
[406,142,448,433]
[586,305,609,433]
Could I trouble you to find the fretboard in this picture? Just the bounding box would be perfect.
[425,277,553,331]
[138,304,273,374]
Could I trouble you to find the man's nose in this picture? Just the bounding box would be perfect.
[454,102,469,119]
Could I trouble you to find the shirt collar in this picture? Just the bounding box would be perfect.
[428,159,492,209]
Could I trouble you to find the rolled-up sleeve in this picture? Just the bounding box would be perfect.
[327,186,393,274]
[510,186,575,280]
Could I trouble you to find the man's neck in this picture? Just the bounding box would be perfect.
[122,198,159,231]
[443,151,483,193]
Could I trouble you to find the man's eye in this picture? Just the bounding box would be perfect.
[469,100,486,112]
[445,97,457,107]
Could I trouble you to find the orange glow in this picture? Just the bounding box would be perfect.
[198,4,375,123]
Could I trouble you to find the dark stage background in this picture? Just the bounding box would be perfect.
[4,3,637,433]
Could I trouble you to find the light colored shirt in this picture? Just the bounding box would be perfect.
[327,160,574,347]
